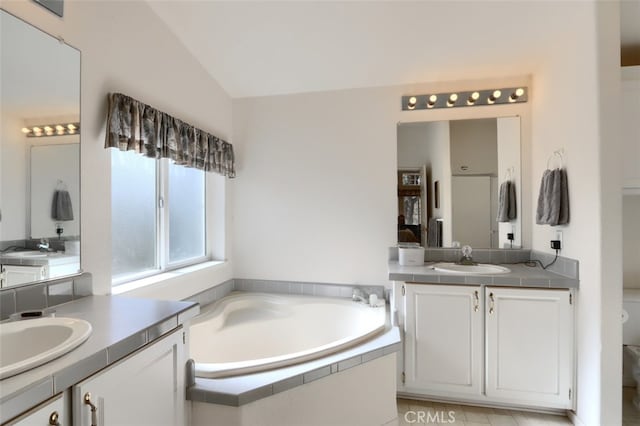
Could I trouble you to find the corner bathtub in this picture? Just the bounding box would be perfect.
[190,292,386,378]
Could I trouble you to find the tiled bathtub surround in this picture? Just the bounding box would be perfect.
[187,327,401,406]
[184,278,386,309]
[0,273,92,320]
[388,246,579,280]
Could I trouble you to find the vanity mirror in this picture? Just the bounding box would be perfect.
[397,117,521,249]
[0,10,81,287]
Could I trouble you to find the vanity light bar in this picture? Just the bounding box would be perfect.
[21,122,80,137]
[401,87,528,111]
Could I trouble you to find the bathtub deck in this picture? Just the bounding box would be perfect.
[187,326,401,406]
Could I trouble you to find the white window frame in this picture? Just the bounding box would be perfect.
[112,157,209,286]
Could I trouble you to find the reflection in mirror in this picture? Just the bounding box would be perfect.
[0,10,81,288]
[397,117,521,249]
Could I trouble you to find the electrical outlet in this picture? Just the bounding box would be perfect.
[555,230,563,249]
[507,233,514,241]
[550,240,562,250]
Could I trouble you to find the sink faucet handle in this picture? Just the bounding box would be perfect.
[461,245,473,258]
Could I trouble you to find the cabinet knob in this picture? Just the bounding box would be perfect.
[48,411,60,426]
[84,392,98,426]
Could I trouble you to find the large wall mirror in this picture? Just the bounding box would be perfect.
[0,10,81,287]
[397,117,521,249]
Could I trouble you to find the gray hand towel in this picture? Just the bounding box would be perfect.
[557,168,570,225]
[536,168,569,226]
[536,169,555,225]
[497,181,510,222]
[52,189,74,221]
[507,180,517,220]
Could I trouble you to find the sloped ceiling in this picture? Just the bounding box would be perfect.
[148,1,639,98]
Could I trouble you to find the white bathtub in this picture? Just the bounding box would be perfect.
[190,292,386,378]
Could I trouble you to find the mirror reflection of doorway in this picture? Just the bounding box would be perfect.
[398,169,425,244]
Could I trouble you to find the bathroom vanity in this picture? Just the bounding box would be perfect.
[0,251,80,288]
[389,252,578,412]
[0,294,199,425]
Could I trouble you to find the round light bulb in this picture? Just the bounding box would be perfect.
[492,90,502,99]
[32,127,42,133]
[515,88,524,97]
[67,123,76,130]
[44,126,53,132]
[56,125,65,131]
[471,92,480,100]
[429,95,437,103]
[21,127,30,134]
[449,93,458,102]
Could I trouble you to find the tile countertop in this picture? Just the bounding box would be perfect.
[0,295,199,423]
[388,261,579,289]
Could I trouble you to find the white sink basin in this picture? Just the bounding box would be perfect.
[433,262,511,275]
[0,317,92,379]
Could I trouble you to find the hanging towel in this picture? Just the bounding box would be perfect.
[51,190,74,221]
[497,181,510,222]
[507,180,517,220]
[497,181,518,222]
[536,168,569,226]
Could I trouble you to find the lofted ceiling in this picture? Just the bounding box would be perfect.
[149,1,639,99]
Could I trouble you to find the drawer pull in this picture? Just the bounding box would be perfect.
[489,292,495,314]
[48,411,60,426]
[473,291,479,312]
[84,392,98,426]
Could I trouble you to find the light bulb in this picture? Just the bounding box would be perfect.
[467,91,480,105]
[32,127,41,133]
[67,123,76,130]
[44,126,53,132]
[56,125,65,131]
[427,95,437,108]
[21,127,30,134]
[407,96,417,110]
[447,93,458,107]
[509,88,525,102]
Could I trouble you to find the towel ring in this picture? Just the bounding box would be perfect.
[503,167,515,181]
[546,149,564,170]
[55,179,68,191]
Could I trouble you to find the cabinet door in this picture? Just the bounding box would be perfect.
[404,284,483,396]
[1,265,47,287]
[485,287,573,408]
[73,328,186,426]
[6,392,69,426]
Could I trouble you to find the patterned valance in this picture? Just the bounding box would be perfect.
[105,93,235,178]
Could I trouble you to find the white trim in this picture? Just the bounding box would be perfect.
[112,260,225,295]
[567,410,585,426]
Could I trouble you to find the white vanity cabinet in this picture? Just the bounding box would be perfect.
[485,287,573,407]
[404,284,483,397]
[0,265,47,287]
[400,283,574,410]
[72,327,186,426]
[5,392,69,426]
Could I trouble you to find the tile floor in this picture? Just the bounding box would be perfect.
[396,398,573,425]
[624,386,640,425]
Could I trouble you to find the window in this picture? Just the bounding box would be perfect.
[111,150,207,284]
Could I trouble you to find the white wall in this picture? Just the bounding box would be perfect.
[1,0,234,297]
[623,195,640,289]
[497,117,522,248]
[0,113,27,241]
[528,2,622,424]
[622,66,640,189]
[232,75,530,286]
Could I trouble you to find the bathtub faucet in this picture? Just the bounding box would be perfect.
[352,288,368,303]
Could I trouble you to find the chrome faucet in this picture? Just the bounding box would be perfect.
[458,245,476,265]
[37,238,50,251]
[352,288,368,303]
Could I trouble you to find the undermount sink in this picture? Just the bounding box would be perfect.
[0,317,92,379]
[432,262,511,275]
